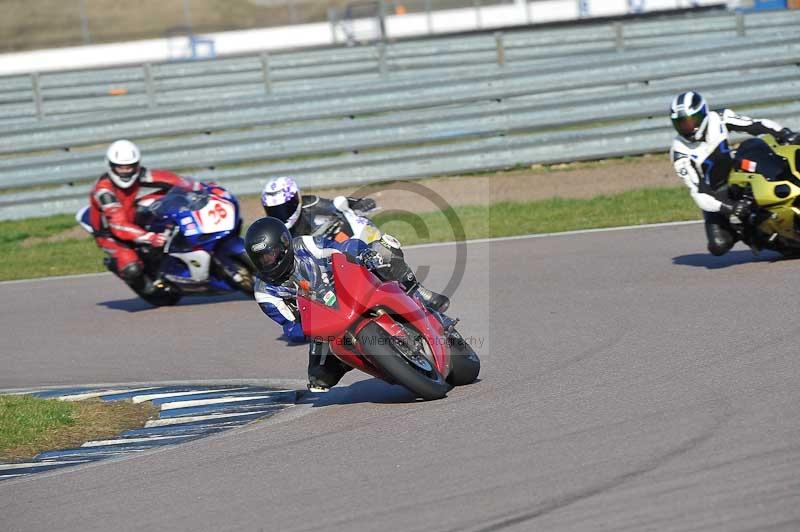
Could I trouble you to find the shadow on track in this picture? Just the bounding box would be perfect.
[97,291,251,312]
[300,377,484,407]
[301,378,421,407]
[672,249,783,270]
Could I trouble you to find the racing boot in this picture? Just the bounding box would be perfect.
[307,340,352,393]
[122,266,169,296]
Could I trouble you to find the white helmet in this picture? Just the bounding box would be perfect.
[261,176,302,229]
[670,91,709,142]
[105,139,142,189]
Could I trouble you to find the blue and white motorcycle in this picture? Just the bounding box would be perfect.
[77,184,256,306]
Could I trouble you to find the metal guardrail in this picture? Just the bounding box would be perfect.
[2,67,799,189]
[0,9,798,120]
[1,32,798,154]
[0,9,793,90]
[3,108,798,221]
[1,9,799,219]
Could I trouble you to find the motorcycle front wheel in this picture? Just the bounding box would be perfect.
[446,330,481,386]
[357,321,449,401]
[213,253,256,297]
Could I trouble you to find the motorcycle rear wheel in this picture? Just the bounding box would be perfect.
[357,322,449,401]
[132,286,181,307]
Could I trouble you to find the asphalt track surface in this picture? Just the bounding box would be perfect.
[2,223,800,531]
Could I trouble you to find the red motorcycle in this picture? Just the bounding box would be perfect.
[298,253,480,400]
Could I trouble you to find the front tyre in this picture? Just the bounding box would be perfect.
[213,254,256,297]
[357,322,449,401]
[446,330,480,386]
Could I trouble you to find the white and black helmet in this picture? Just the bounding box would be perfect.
[670,91,709,142]
[261,176,302,229]
[106,139,142,189]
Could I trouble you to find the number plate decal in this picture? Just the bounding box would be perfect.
[195,198,236,233]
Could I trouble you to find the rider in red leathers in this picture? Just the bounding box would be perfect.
[89,139,198,293]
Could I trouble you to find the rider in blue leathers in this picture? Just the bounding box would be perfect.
[254,234,367,343]
[245,216,449,392]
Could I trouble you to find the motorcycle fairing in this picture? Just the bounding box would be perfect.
[299,254,450,378]
[192,195,237,234]
[728,135,800,240]
[167,250,212,282]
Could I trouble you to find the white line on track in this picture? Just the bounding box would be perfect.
[406,219,704,250]
[81,435,194,447]
[144,410,277,427]
[131,388,248,403]
[159,394,280,410]
[0,220,703,286]
[56,387,158,401]
[0,271,111,286]
[0,460,91,470]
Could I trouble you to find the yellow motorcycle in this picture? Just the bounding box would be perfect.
[727,134,800,256]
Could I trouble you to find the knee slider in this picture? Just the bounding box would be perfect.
[708,235,734,256]
[119,262,143,281]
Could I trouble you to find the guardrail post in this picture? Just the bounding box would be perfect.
[143,63,156,108]
[613,22,624,51]
[378,0,387,41]
[328,8,339,44]
[425,0,433,34]
[31,73,44,120]
[495,32,505,67]
[79,0,91,44]
[260,53,273,94]
[736,11,746,37]
[377,42,388,78]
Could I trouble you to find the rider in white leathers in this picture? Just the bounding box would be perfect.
[669,91,798,255]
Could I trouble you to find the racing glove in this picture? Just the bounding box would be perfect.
[357,248,389,272]
[135,231,167,247]
[721,200,751,221]
[776,128,800,145]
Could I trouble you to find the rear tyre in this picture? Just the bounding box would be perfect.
[134,288,181,307]
[357,322,449,401]
[446,330,480,386]
[130,281,181,307]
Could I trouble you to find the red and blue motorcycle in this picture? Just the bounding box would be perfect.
[78,184,255,306]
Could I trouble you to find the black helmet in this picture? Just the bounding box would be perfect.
[670,91,709,142]
[245,217,294,284]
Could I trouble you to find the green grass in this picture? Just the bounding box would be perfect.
[373,186,700,246]
[0,214,77,245]
[0,215,104,281]
[0,395,158,462]
[0,396,75,456]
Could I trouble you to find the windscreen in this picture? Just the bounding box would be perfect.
[149,187,209,217]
